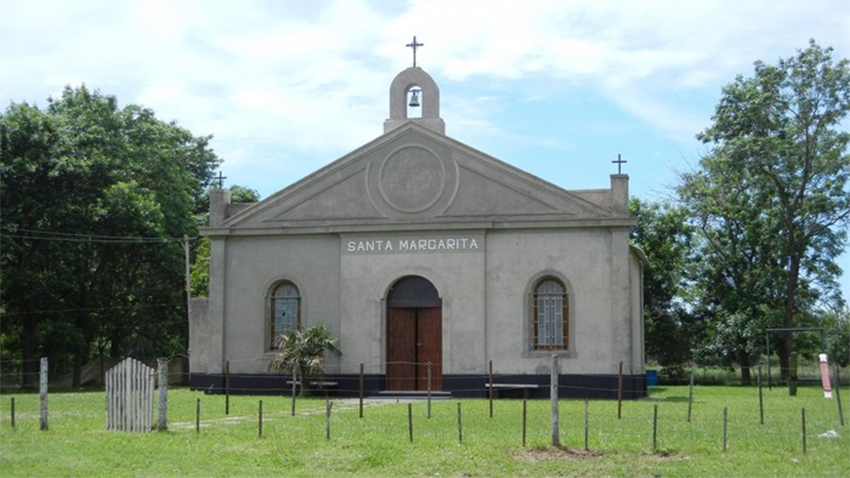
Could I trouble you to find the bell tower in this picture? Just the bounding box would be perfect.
[383,37,446,135]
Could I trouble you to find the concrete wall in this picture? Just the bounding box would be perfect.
[194,226,642,378]
[339,231,486,375]
[485,228,636,376]
[217,235,342,374]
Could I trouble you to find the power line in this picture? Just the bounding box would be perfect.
[0,303,181,317]
[0,226,189,244]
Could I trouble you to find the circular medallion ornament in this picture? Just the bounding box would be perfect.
[378,146,446,213]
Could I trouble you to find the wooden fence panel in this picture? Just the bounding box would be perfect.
[106,358,154,432]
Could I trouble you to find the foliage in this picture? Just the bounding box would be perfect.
[823,306,850,366]
[0,85,220,385]
[677,40,850,380]
[189,237,212,297]
[268,324,341,396]
[694,309,772,373]
[629,198,698,373]
[1,386,847,477]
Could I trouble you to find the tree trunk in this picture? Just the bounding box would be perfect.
[72,350,83,388]
[21,318,39,389]
[739,353,752,386]
[110,332,122,358]
[779,251,802,381]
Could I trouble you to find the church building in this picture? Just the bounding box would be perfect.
[189,55,647,399]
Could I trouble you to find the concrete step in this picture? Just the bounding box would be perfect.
[369,390,452,400]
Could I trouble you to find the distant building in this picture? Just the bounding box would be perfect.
[189,64,646,398]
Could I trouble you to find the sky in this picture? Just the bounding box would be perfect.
[1,0,849,301]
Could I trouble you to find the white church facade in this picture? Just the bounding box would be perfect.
[189,64,647,399]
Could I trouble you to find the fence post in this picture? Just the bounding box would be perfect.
[801,407,807,454]
[652,404,658,451]
[10,397,15,429]
[408,403,413,443]
[258,400,263,438]
[723,407,728,452]
[325,400,332,441]
[766,335,772,391]
[835,366,844,427]
[225,360,230,415]
[551,354,560,448]
[758,364,764,425]
[157,358,168,431]
[39,357,48,431]
[427,362,432,419]
[291,370,297,416]
[489,360,494,418]
[617,361,623,419]
[359,362,365,419]
[789,353,798,397]
[584,399,589,451]
[196,398,200,433]
[687,361,695,422]
[522,398,527,448]
[457,402,463,445]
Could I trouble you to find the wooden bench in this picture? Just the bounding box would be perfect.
[286,380,338,395]
[486,383,540,399]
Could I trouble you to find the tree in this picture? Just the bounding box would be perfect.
[0,85,220,385]
[678,146,789,384]
[678,40,850,380]
[822,306,850,367]
[629,198,698,377]
[268,324,341,396]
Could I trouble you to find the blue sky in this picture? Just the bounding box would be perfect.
[2,0,849,301]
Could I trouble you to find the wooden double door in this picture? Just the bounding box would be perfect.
[386,276,442,391]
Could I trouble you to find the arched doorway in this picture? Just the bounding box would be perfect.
[386,275,442,391]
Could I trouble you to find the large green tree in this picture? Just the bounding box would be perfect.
[679,40,850,379]
[0,86,220,386]
[629,198,698,377]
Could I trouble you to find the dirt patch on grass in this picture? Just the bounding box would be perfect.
[645,450,687,462]
[513,446,603,462]
[514,447,687,464]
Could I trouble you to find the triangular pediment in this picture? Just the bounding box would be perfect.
[218,123,620,233]
[272,169,383,221]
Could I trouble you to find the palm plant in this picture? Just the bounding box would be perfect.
[268,324,341,396]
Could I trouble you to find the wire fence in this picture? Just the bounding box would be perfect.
[649,359,849,387]
[1,355,845,461]
[1,372,845,460]
[2,356,847,394]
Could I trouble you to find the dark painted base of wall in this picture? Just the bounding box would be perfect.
[190,372,647,399]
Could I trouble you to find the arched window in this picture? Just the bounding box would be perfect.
[269,281,301,348]
[532,278,568,350]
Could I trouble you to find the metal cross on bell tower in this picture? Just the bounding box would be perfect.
[406,36,424,67]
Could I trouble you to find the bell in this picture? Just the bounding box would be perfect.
[408,89,420,107]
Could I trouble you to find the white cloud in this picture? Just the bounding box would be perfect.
[2,0,848,298]
[2,0,848,163]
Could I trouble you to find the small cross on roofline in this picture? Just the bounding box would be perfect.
[214,171,227,189]
[612,154,627,175]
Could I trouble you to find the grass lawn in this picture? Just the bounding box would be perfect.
[0,385,847,477]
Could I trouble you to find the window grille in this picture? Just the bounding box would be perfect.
[532,279,568,350]
[269,281,301,348]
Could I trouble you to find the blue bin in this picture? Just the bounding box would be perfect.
[646,370,659,386]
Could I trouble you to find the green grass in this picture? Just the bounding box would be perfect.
[1,385,848,477]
